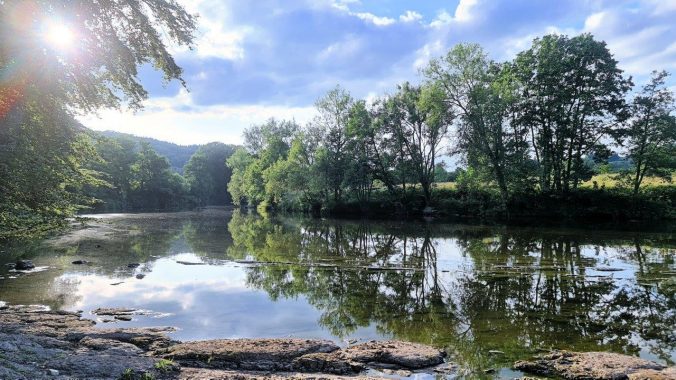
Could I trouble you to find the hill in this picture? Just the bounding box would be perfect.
[98,131,201,173]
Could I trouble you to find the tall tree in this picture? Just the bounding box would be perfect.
[382,82,453,206]
[313,86,354,202]
[623,71,676,195]
[424,43,530,208]
[513,34,631,191]
[184,143,237,206]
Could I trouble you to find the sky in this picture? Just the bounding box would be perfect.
[79,0,676,146]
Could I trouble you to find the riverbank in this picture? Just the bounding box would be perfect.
[320,187,676,223]
[1,305,675,379]
[0,305,450,379]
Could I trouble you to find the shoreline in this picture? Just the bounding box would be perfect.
[1,305,674,380]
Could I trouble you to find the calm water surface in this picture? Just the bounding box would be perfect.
[1,209,674,378]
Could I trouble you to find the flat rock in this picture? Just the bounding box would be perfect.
[163,338,340,372]
[92,307,136,316]
[179,368,387,379]
[514,350,670,380]
[342,340,446,369]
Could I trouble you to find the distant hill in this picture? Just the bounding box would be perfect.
[98,131,201,173]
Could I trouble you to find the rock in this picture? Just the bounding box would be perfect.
[488,350,505,355]
[4,263,16,269]
[1,305,452,379]
[92,307,136,316]
[127,263,140,268]
[162,338,340,372]
[341,340,446,369]
[629,367,676,379]
[0,306,170,379]
[110,282,124,286]
[136,273,146,279]
[71,260,88,265]
[514,350,667,380]
[15,260,35,270]
[114,315,132,321]
[176,260,206,265]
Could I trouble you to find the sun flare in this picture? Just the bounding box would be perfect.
[43,21,75,52]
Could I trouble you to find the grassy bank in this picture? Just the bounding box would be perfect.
[315,185,676,223]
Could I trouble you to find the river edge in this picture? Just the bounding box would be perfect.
[2,305,675,380]
[0,304,452,380]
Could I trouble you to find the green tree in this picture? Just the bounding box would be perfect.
[424,44,530,207]
[0,0,196,235]
[313,86,354,202]
[381,82,453,206]
[622,71,676,195]
[513,34,631,192]
[184,142,237,206]
[226,148,255,207]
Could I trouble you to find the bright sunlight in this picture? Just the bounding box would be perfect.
[42,20,75,52]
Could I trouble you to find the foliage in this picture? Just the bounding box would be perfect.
[101,131,200,173]
[184,142,237,206]
[619,71,676,195]
[0,0,196,237]
[225,32,675,221]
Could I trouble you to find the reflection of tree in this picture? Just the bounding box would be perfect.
[227,212,676,370]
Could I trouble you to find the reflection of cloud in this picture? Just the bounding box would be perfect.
[55,255,382,341]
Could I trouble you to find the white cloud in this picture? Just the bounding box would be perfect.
[353,12,396,26]
[399,11,423,23]
[454,0,480,22]
[78,90,316,145]
[430,10,453,28]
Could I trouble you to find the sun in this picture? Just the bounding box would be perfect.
[42,20,75,52]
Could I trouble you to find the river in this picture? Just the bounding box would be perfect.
[0,208,674,378]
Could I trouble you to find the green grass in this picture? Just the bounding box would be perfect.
[154,359,175,372]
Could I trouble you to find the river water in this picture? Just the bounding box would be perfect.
[0,208,674,378]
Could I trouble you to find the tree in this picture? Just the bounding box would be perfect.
[513,34,631,192]
[0,0,196,235]
[622,71,676,195]
[184,143,237,206]
[381,82,453,206]
[313,86,354,202]
[424,44,530,208]
[227,148,255,207]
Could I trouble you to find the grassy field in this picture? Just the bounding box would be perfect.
[432,173,674,192]
[580,173,674,189]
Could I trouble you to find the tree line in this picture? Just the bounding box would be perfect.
[82,136,236,212]
[227,33,675,218]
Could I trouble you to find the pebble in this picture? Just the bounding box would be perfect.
[48,369,59,376]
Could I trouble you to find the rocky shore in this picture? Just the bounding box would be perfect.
[0,305,448,379]
[1,305,674,379]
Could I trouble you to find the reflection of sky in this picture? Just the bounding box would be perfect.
[55,253,381,342]
[1,214,674,370]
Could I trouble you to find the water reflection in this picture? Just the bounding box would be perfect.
[0,209,674,376]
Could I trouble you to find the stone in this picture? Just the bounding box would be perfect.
[127,263,140,268]
[72,260,88,265]
[514,350,668,380]
[92,307,136,316]
[14,260,35,270]
[162,338,340,372]
[341,340,446,369]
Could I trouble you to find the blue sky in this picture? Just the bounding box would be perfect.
[80,0,676,145]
